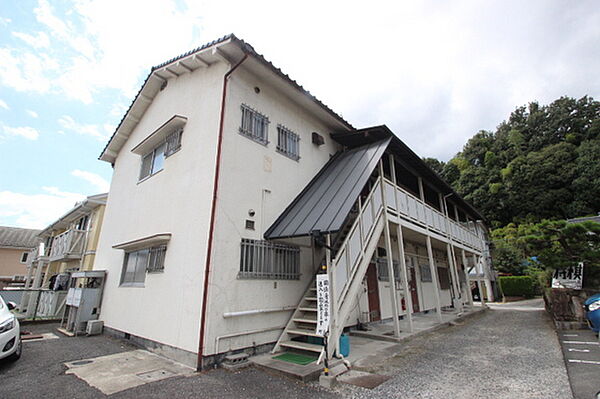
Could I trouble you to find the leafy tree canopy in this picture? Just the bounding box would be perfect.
[430,96,600,227]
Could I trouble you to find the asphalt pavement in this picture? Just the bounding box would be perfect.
[557,328,600,399]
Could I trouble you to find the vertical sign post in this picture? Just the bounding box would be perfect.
[316,274,330,337]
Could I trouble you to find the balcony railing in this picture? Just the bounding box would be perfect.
[382,178,484,251]
[48,229,86,261]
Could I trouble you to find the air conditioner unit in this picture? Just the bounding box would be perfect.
[86,320,104,336]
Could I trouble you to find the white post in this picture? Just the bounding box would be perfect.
[426,235,443,322]
[396,224,413,332]
[380,160,401,337]
[461,249,474,306]
[26,256,45,318]
[325,234,336,359]
[473,254,486,306]
[446,243,463,312]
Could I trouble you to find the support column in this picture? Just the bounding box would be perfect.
[460,249,474,306]
[325,234,337,359]
[446,243,463,312]
[473,253,485,306]
[396,224,413,332]
[425,235,443,322]
[380,161,401,337]
[26,257,45,318]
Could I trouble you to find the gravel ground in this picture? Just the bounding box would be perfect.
[335,299,572,399]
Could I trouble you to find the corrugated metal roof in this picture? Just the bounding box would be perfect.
[0,226,41,248]
[264,138,391,239]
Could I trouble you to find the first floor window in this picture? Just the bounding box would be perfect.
[120,245,167,286]
[376,258,401,282]
[239,239,300,280]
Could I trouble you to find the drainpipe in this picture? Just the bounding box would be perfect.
[197,51,249,371]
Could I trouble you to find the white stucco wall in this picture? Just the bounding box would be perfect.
[203,66,348,355]
[94,62,228,356]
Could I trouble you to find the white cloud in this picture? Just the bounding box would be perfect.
[0,99,8,110]
[58,115,109,141]
[0,187,85,229]
[71,169,110,193]
[26,110,39,118]
[2,125,40,140]
[0,48,53,93]
[12,31,51,48]
[0,17,11,26]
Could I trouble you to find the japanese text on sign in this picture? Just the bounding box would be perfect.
[551,262,583,290]
[316,274,330,337]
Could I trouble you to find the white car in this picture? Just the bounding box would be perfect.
[0,295,21,361]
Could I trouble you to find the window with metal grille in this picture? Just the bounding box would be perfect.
[239,104,269,145]
[147,245,167,273]
[239,239,300,280]
[165,127,183,157]
[276,125,300,160]
[120,245,167,286]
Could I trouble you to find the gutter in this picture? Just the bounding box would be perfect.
[197,52,249,371]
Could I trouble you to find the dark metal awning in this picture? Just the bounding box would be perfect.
[264,138,391,239]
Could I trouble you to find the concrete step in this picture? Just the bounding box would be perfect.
[299,307,317,312]
[304,297,317,301]
[288,328,322,338]
[293,317,317,324]
[280,340,323,353]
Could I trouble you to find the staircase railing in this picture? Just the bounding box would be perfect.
[326,177,386,357]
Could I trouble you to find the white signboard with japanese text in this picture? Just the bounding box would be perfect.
[552,262,583,290]
[316,274,331,337]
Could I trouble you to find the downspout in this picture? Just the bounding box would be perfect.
[197,52,249,371]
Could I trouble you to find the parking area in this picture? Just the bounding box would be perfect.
[558,329,600,399]
[0,322,336,399]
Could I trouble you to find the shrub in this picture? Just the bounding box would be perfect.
[499,276,534,298]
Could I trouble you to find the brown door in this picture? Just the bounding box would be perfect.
[366,263,381,321]
[409,267,420,312]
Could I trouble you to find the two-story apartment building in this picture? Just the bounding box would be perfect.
[20,193,107,318]
[93,35,495,370]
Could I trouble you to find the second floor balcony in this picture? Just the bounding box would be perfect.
[48,229,86,262]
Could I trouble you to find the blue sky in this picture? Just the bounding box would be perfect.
[1,0,599,229]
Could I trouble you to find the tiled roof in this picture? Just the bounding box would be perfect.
[0,226,41,248]
[100,34,352,160]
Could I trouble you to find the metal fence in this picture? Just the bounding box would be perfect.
[238,239,300,280]
[0,289,24,304]
[1,289,66,320]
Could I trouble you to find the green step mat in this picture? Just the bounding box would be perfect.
[272,352,318,365]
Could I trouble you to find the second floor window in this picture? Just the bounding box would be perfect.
[276,125,300,160]
[239,104,269,145]
[140,142,166,180]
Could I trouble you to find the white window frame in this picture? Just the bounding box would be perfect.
[276,125,300,161]
[239,104,269,145]
[20,252,29,264]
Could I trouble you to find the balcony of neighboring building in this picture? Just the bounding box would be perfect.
[47,229,86,262]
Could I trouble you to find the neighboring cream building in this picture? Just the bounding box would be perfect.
[0,226,41,289]
[94,35,495,370]
[21,193,108,318]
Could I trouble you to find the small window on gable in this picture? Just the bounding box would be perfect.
[20,252,29,263]
[276,125,300,160]
[239,104,269,145]
[140,142,166,180]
